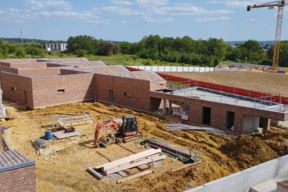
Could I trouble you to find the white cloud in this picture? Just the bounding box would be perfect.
[0,8,34,22]
[86,19,112,24]
[111,0,134,5]
[246,18,255,21]
[136,0,169,8]
[98,6,141,15]
[206,0,269,8]
[197,16,229,22]
[23,0,72,11]
[142,15,173,22]
[36,11,93,19]
[122,20,127,23]
[147,3,234,15]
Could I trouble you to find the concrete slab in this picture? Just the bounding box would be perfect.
[38,137,81,155]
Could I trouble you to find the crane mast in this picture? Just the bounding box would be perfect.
[247,0,286,73]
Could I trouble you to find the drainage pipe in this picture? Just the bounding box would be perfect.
[87,167,103,179]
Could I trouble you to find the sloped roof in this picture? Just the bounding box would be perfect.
[49,61,105,67]
[110,71,165,82]
[75,66,128,74]
[0,150,35,172]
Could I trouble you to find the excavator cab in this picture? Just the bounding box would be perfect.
[122,115,138,136]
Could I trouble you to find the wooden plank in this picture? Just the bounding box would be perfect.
[171,160,203,173]
[104,155,166,175]
[117,169,153,184]
[95,149,162,171]
[2,136,12,151]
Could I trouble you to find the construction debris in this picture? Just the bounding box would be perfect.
[41,112,95,132]
[35,138,48,148]
[165,124,227,134]
[145,139,201,162]
[53,130,81,140]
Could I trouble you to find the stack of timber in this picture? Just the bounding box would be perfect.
[165,124,226,134]
[89,149,166,183]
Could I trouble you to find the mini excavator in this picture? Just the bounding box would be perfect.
[94,115,143,148]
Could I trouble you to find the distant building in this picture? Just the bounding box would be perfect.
[45,43,67,51]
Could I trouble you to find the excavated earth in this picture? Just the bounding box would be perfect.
[2,102,288,192]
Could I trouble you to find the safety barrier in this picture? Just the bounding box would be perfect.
[125,67,288,105]
[128,66,214,72]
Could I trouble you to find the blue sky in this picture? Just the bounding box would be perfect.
[0,0,288,42]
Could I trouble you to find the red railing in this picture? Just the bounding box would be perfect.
[125,67,288,105]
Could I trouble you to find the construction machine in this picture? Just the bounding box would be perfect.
[94,115,143,148]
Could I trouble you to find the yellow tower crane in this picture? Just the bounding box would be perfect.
[247,0,286,73]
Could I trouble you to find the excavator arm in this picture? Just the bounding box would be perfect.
[94,119,121,147]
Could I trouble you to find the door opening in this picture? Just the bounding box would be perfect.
[226,111,235,129]
[202,107,211,125]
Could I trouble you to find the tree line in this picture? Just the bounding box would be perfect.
[66,35,288,67]
[1,34,288,67]
[0,39,45,58]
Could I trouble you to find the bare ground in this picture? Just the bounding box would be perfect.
[1,101,288,192]
[163,71,288,97]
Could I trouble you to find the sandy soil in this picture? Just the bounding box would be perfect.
[163,71,288,97]
[1,102,288,192]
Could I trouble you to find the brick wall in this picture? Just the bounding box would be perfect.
[0,165,36,192]
[1,72,33,107]
[95,74,151,111]
[0,62,10,67]
[10,63,47,69]
[60,69,90,75]
[18,68,61,77]
[0,59,37,63]
[150,91,286,135]
[32,74,94,108]
[0,66,18,80]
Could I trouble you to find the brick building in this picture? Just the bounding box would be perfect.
[0,150,36,192]
[0,58,287,135]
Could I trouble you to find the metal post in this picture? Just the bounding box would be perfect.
[249,90,251,98]
[279,94,282,112]
[233,87,235,94]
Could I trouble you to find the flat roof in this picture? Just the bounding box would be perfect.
[168,87,286,112]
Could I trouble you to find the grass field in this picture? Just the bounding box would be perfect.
[28,53,201,67]
[164,71,288,97]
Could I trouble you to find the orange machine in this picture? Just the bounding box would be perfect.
[94,115,142,148]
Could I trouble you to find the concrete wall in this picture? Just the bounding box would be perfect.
[150,91,286,135]
[18,68,61,77]
[0,165,36,192]
[242,115,260,132]
[32,74,94,108]
[184,154,288,192]
[95,74,151,111]
[1,72,33,107]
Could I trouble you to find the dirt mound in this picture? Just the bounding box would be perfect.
[222,135,279,169]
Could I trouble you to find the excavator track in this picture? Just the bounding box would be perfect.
[119,132,143,143]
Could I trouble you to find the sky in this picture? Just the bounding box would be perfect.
[0,0,288,42]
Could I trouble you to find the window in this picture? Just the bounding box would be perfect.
[124,92,132,97]
[58,89,65,93]
[11,87,16,91]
